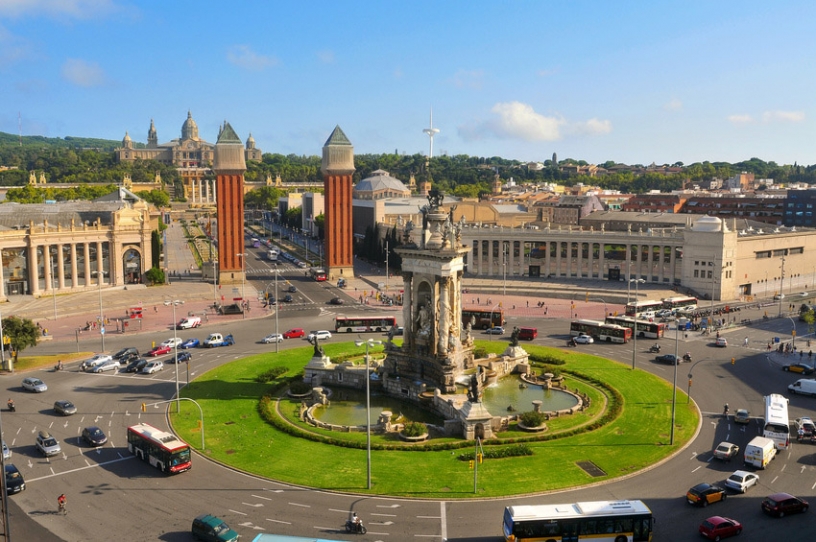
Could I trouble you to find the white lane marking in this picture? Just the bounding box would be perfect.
[266,518,291,525]
[692,466,702,473]
[289,502,311,508]
[252,494,273,501]
[371,513,397,517]
[440,501,447,542]
[229,509,248,516]
[243,502,264,508]
[377,504,401,508]
[771,476,779,484]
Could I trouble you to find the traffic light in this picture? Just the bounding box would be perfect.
[731,357,736,365]
[141,402,147,412]
[468,460,474,469]
[477,453,483,464]
[688,379,693,387]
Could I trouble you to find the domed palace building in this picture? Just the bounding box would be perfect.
[116,111,261,205]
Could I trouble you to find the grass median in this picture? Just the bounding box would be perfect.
[171,341,698,498]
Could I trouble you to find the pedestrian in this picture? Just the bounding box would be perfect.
[477,297,480,305]
[526,300,529,308]
[544,307,548,315]
[743,337,749,347]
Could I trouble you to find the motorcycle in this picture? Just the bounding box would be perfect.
[682,353,692,363]
[54,362,64,371]
[345,520,367,534]
[7,402,15,412]
[648,344,661,353]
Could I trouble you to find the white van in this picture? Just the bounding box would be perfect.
[744,436,777,469]
[177,317,201,330]
[788,379,816,396]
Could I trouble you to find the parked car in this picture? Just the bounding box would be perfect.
[141,361,164,374]
[283,328,305,339]
[160,337,183,348]
[715,337,728,347]
[53,400,77,416]
[261,333,284,344]
[484,326,505,335]
[656,309,674,318]
[329,297,345,305]
[307,330,332,342]
[92,358,120,373]
[112,347,139,361]
[168,351,192,363]
[713,442,740,461]
[80,354,113,372]
[573,334,594,344]
[761,493,809,517]
[699,516,742,540]
[725,470,759,493]
[655,354,681,365]
[734,408,751,424]
[118,352,141,365]
[180,338,200,349]
[147,345,172,357]
[21,377,47,393]
[81,426,108,447]
[123,358,148,373]
[4,464,25,495]
[687,483,727,506]
[35,431,61,456]
[783,363,814,375]
[191,513,239,542]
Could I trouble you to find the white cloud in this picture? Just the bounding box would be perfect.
[727,114,753,124]
[316,50,335,64]
[663,98,683,111]
[572,118,612,135]
[226,45,277,71]
[61,58,105,87]
[449,69,484,90]
[762,110,805,123]
[0,0,120,18]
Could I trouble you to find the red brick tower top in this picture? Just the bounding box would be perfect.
[321,126,355,280]
[213,121,247,288]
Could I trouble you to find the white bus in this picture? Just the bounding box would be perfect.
[763,393,790,450]
[267,249,279,262]
[503,500,654,542]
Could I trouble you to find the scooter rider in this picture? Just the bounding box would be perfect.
[7,398,14,412]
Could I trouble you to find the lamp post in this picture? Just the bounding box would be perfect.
[502,242,507,296]
[355,338,382,489]
[51,250,58,321]
[99,269,105,352]
[237,253,248,319]
[489,302,502,340]
[630,278,645,370]
[670,320,679,445]
[165,299,183,413]
[385,240,389,295]
[779,257,786,317]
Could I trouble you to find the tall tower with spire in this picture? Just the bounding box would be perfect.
[212,121,247,288]
[422,108,440,158]
[147,119,158,148]
[321,126,355,280]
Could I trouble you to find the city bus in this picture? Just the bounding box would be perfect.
[503,500,654,542]
[126,423,192,474]
[624,300,664,317]
[267,249,279,262]
[251,237,261,248]
[763,393,790,450]
[569,319,633,343]
[605,316,667,339]
[335,315,398,333]
[310,268,328,282]
[662,295,698,311]
[462,308,506,330]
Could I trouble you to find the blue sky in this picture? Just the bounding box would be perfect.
[1,0,814,166]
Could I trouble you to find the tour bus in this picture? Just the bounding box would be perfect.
[461,308,506,330]
[624,300,664,317]
[763,393,791,450]
[310,268,328,282]
[267,249,279,262]
[502,500,654,542]
[569,319,633,343]
[127,423,192,474]
[605,316,666,339]
[335,315,398,333]
[662,295,698,311]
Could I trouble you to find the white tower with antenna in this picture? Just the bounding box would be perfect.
[422,109,440,158]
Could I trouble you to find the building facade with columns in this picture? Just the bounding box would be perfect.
[0,200,153,301]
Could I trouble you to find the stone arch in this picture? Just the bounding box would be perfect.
[123,247,143,284]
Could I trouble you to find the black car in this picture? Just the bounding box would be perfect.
[168,351,192,364]
[118,352,141,365]
[655,354,681,365]
[81,426,108,447]
[53,400,77,416]
[123,358,148,373]
[283,294,293,303]
[4,464,25,494]
[329,297,344,305]
[112,347,139,361]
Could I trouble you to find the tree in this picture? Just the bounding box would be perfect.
[145,267,165,285]
[137,189,170,207]
[1,315,40,362]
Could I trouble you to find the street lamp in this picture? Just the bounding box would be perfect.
[98,269,105,352]
[51,249,58,321]
[165,299,184,413]
[237,253,248,319]
[502,242,507,296]
[670,319,679,445]
[489,303,502,340]
[779,257,786,317]
[630,278,645,370]
[355,338,382,489]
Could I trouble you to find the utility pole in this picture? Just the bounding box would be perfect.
[385,240,389,294]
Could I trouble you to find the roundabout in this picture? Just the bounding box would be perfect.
[171,339,699,498]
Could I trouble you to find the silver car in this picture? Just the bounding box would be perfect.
[21,377,47,393]
[35,431,61,456]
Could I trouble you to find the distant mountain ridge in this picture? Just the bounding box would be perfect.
[0,131,142,151]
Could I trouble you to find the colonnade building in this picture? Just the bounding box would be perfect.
[0,198,153,301]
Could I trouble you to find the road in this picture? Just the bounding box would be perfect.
[3,271,815,540]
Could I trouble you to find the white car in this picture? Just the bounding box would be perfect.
[656,309,673,318]
[262,333,284,344]
[307,330,332,342]
[141,361,164,374]
[160,337,183,348]
[573,334,594,345]
[80,354,113,372]
[724,470,759,493]
[92,358,120,373]
[21,377,48,392]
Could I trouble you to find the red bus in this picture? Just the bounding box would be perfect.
[127,423,192,474]
[310,268,327,282]
[335,315,397,333]
[605,316,666,339]
[661,296,698,311]
[569,319,633,344]
[624,300,664,317]
[462,308,506,330]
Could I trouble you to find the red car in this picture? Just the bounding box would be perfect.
[147,345,171,357]
[761,493,809,517]
[283,328,305,339]
[699,516,742,540]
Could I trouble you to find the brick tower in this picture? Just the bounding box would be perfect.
[212,121,247,289]
[321,126,355,280]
